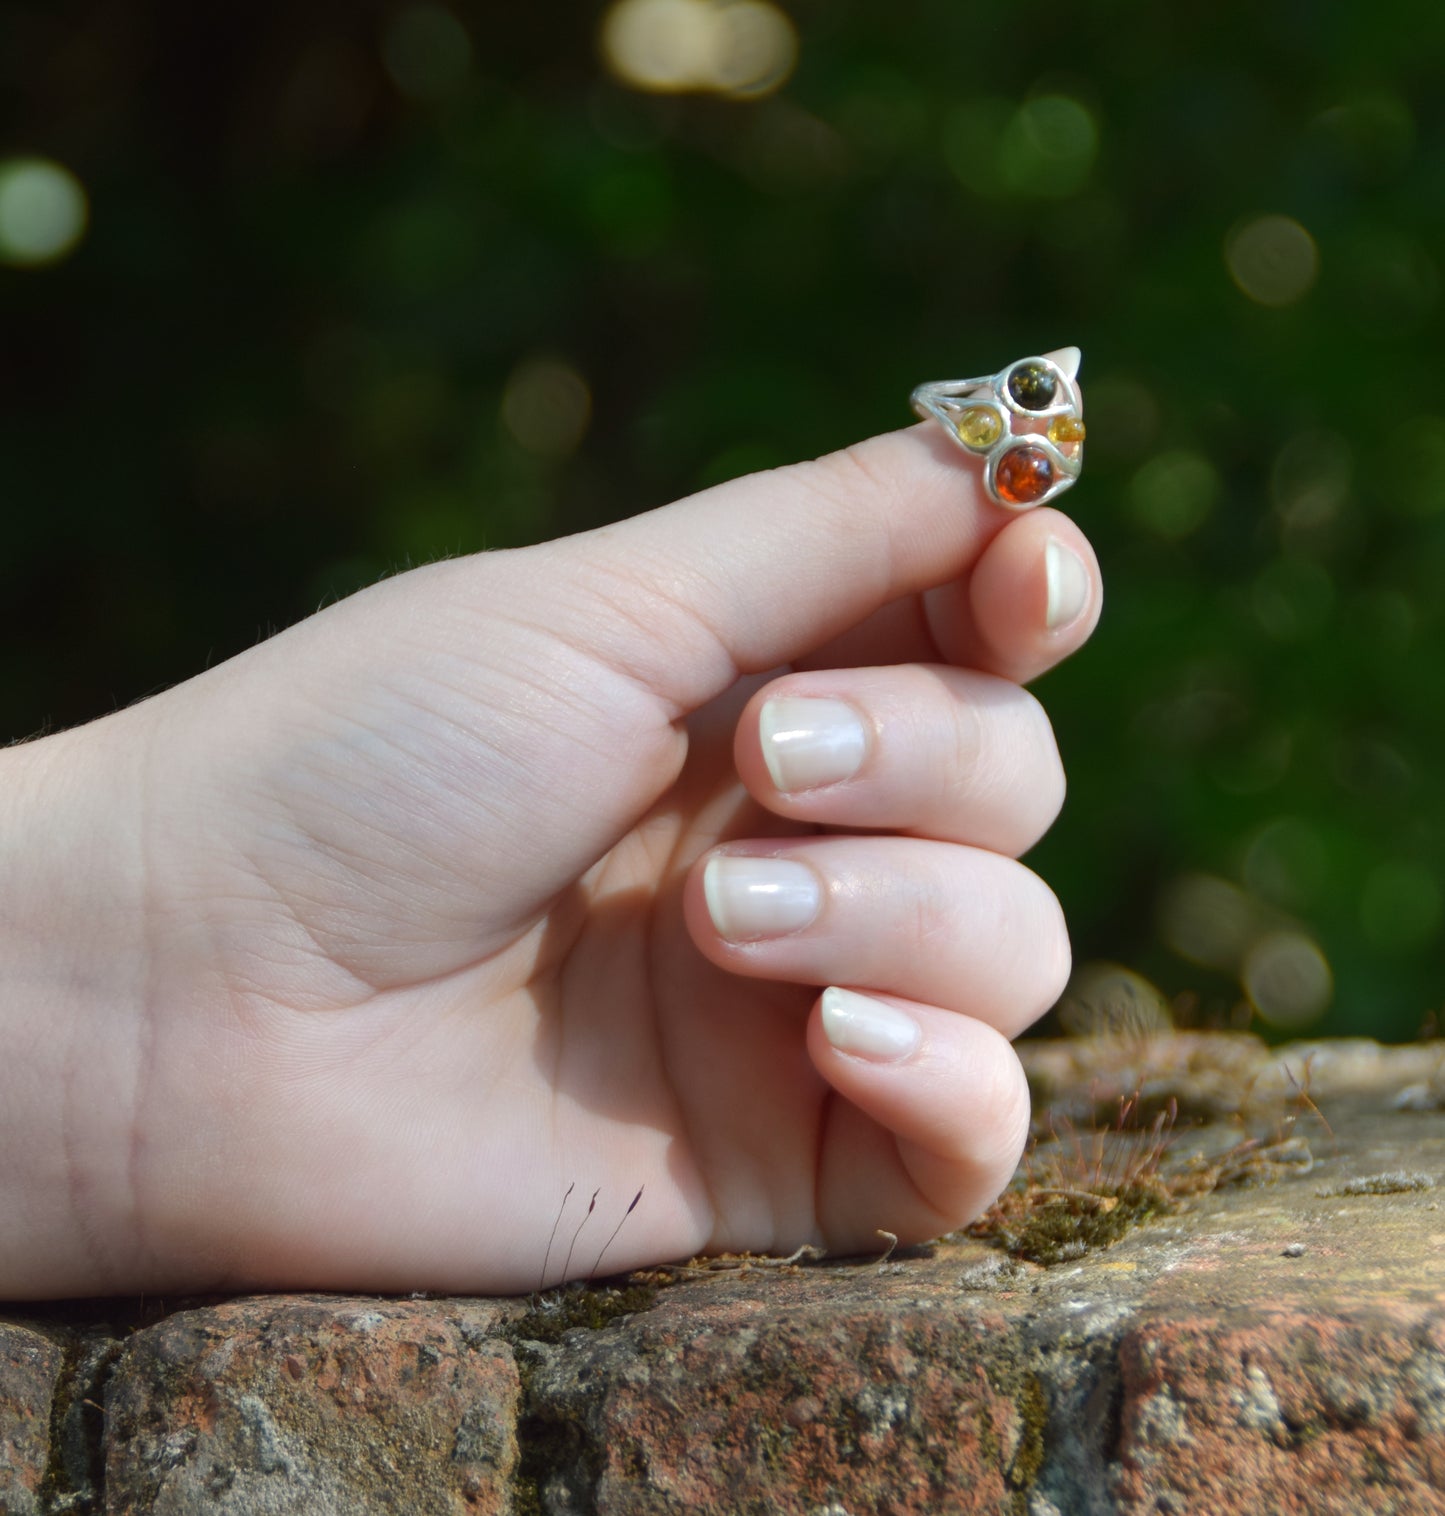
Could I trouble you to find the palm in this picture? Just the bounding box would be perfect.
[146,607,833,1293]
[306,692,853,1294]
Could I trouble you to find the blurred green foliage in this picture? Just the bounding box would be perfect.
[3,0,1445,1038]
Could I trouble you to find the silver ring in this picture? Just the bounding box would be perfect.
[910,352,1084,510]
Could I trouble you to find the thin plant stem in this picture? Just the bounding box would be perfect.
[559,1188,599,1285]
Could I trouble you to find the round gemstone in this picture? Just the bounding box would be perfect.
[994,445,1055,505]
[1007,361,1058,411]
[1047,415,1086,446]
[956,405,1003,450]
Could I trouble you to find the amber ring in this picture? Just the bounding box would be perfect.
[910,353,1085,509]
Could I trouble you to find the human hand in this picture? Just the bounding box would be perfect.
[1,361,1099,1296]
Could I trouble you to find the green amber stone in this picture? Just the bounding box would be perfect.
[956,405,1003,450]
[1007,361,1058,412]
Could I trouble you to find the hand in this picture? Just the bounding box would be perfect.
[1,393,1099,1296]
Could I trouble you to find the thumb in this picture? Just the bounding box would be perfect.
[546,347,1084,716]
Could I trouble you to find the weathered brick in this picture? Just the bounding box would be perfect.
[521,1278,1037,1515]
[104,1294,519,1515]
[12,1034,1445,1514]
[0,1319,67,1516]
[1114,1308,1445,1515]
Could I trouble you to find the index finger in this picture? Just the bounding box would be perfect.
[550,347,1090,716]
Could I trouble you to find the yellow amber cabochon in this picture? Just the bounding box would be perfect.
[956,406,1003,450]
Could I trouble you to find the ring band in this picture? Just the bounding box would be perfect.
[910,352,1085,510]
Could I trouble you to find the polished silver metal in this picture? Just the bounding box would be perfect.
[910,354,1084,509]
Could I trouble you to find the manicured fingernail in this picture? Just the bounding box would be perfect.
[1045,537,1089,630]
[1042,345,1082,382]
[820,987,921,1063]
[759,697,868,793]
[704,856,822,942]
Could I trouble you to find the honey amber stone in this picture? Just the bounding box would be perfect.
[1007,361,1057,411]
[994,445,1054,505]
[1048,415,1087,445]
[956,406,1002,450]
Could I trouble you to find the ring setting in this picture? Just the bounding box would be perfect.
[910,350,1085,509]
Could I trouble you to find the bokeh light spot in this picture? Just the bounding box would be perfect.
[1251,555,1334,642]
[601,0,716,92]
[1225,214,1318,306]
[382,5,473,101]
[1331,732,1414,804]
[600,0,795,98]
[1158,873,1257,973]
[1271,431,1351,535]
[501,357,591,458]
[0,157,88,266]
[1243,816,1329,912]
[1242,931,1332,1029]
[710,1,798,98]
[1057,962,1172,1040]
[997,95,1098,198]
[1361,861,1443,953]
[1128,450,1219,539]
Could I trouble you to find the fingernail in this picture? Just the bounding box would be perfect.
[760,697,868,793]
[704,856,822,942]
[821,987,920,1062]
[1045,537,1089,630]
[1041,345,1082,382]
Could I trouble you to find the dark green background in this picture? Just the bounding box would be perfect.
[4,0,1444,1038]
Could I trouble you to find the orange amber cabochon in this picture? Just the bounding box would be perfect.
[995,446,1054,505]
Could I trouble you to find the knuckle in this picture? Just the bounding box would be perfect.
[785,444,903,550]
[1017,689,1066,826]
[813,439,900,510]
[909,871,956,947]
[932,676,1067,855]
[972,857,1071,1031]
[1001,693,1066,850]
[962,1035,1032,1199]
[941,696,984,788]
[1015,684,1055,750]
[1022,874,1072,1020]
[991,1050,1033,1173]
